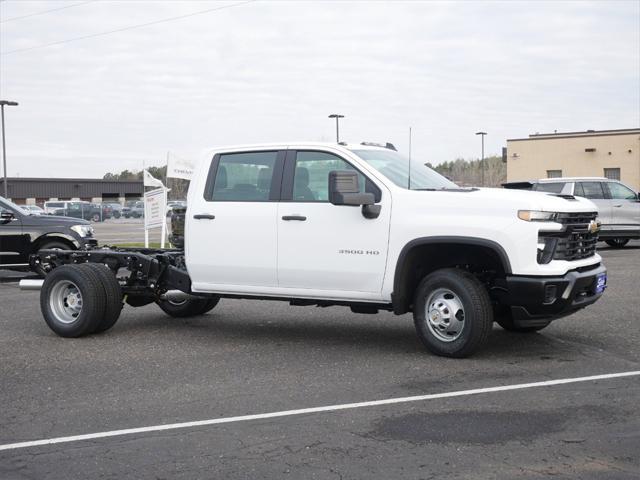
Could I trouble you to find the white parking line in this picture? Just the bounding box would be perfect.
[1,370,638,452]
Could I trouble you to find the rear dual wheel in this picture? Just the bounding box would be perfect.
[40,264,123,337]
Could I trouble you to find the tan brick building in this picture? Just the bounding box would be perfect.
[507,128,640,190]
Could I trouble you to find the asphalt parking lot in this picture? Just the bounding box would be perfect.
[1,242,639,479]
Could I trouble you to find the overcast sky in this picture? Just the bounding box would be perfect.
[0,0,638,178]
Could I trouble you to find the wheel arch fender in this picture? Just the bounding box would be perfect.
[391,236,512,315]
[33,233,80,251]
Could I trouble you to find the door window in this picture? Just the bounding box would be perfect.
[291,151,379,202]
[607,182,637,200]
[576,182,605,199]
[207,151,279,202]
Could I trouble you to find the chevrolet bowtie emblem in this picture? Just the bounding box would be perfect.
[588,220,600,234]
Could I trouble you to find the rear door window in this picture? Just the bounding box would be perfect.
[206,151,280,202]
[577,182,606,199]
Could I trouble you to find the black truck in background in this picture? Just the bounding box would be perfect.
[0,196,97,272]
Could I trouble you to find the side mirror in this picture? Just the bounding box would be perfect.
[329,170,373,206]
[1,211,15,224]
[328,170,381,219]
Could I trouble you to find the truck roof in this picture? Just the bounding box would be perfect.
[537,177,608,182]
[203,142,391,154]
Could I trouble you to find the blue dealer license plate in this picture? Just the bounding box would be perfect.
[595,273,607,294]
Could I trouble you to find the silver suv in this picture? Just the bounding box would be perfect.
[504,177,640,248]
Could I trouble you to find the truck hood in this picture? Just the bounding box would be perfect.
[20,214,91,227]
[411,187,599,214]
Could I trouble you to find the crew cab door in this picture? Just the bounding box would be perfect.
[0,201,28,266]
[186,150,285,292]
[277,150,390,294]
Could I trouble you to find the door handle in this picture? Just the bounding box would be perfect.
[613,204,622,208]
[193,214,215,220]
[282,215,307,221]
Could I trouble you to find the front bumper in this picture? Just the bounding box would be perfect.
[79,237,98,249]
[503,264,607,327]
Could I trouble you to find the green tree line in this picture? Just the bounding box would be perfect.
[427,155,506,187]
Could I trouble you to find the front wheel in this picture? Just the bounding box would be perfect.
[605,238,629,248]
[413,268,493,358]
[156,296,220,318]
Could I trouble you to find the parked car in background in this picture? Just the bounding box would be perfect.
[21,205,45,215]
[123,201,144,218]
[103,203,123,218]
[53,201,111,222]
[92,203,113,221]
[503,177,640,248]
[1,196,97,273]
[166,200,186,216]
[43,201,72,215]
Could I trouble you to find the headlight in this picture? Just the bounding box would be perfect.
[517,210,559,222]
[71,225,94,237]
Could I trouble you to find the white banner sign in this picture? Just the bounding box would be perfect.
[144,187,166,230]
[166,152,194,180]
[143,169,165,188]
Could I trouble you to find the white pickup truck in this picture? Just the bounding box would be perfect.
[23,142,607,357]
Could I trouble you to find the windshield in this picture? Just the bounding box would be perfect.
[0,196,25,215]
[351,149,458,190]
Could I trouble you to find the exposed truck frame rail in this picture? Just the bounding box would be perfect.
[27,248,394,312]
[31,247,193,299]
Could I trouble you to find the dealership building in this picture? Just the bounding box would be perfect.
[506,128,640,190]
[3,177,144,206]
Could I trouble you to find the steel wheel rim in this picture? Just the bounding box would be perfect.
[49,280,83,324]
[425,288,465,342]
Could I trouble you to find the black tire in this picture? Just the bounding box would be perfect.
[605,238,629,248]
[91,213,101,222]
[113,211,121,219]
[156,296,220,318]
[495,311,550,333]
[413,268,493,358]
[40,264,106,337]
[37,240,72,252]
[82,263,123,333]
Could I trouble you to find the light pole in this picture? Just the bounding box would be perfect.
[328,114,344,143]
[475,131,487,187]
[1,100,19,199]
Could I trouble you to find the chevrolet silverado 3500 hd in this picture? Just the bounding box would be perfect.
[22,142,607,357]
